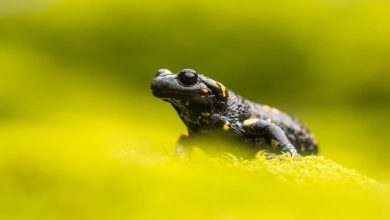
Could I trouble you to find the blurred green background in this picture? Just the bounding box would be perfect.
[1,0,390,219]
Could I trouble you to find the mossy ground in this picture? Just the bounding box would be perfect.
[1,133,389,220]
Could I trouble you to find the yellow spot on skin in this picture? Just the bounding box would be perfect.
[218,82,226,97]
[223,121,230,131]
[271,139,280,148]
[243,118,259,126]
[266,118,272,123]
[271,108,280,113]
[261,104,279,114]
[262,105,271,111]
[201,112,210,116]
[200,87,208,93]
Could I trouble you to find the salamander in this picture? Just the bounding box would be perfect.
[151,68,318,158]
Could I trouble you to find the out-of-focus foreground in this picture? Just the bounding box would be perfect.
[1,0,390,219]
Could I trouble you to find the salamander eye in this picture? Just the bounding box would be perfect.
[178,69,198,85]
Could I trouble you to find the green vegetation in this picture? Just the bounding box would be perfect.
[1,0,390,219]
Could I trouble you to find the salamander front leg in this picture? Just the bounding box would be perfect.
[241,118,299,156]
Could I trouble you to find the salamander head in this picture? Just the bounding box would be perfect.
[151,68,229,129]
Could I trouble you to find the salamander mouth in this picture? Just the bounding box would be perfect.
[152,89,205,99]
[152,89,180,98]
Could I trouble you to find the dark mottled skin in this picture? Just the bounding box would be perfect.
[151,68,318,158]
